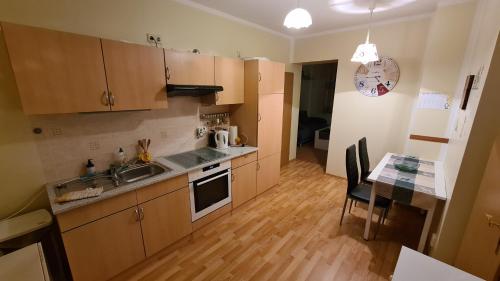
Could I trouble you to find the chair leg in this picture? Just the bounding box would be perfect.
[339,196,348,225]
[348,199,353,213]
[374,208,384,240]
[382,208,388,225]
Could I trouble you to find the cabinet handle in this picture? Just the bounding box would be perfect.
[258,113,262,122]
[257,162,260,171]
[231,174,235,182]
[101,91,109,106]
[258,72,262,82]
[109,91,115,106]
[134,209,140,221]
[139,207,145,221]
[166,67,171,81]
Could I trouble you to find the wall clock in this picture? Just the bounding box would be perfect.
[354,56,400,97]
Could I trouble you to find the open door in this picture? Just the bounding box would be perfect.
[281,72,293,167]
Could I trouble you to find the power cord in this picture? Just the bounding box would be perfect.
[0,188,46,222]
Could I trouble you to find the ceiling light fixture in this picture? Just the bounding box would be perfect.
[284,0,312,29]
[351,2,379,65]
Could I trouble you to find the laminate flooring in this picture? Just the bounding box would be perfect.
[113,160,424,281]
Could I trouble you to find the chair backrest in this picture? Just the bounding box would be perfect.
[345,144,359,194]
[358,137,370,180]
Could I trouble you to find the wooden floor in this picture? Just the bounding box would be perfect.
[296,143,328,168]
[114,160,424,281]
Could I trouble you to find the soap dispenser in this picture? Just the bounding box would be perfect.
[86,159,95,176]
[114,147,127,165]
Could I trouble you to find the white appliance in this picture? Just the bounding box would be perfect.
[214,130,229,149]
[229,126,238,146]
[188,161,232,221]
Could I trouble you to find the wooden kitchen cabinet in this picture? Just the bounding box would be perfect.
[61,207,145,281]
[139,187,192,257]
[257,153,281,195]
[258,93,284,159]
[258,60,285,94]
[101,39,167,110]
[232,161,257,209]
[164,50,214,86]
[231,59,284,194]
[1,22,109,114]
[214,56,244,105]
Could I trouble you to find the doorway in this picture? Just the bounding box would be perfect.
[296,61,338,168]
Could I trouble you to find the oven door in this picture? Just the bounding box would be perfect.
[189,168,232,221]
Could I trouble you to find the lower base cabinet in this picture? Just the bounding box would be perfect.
[232,161,257,208]
[62,207,145,281]
[139,187,192,257]
[257,153,281,195]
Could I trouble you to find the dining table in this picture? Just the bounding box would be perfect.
[364,153,447,252]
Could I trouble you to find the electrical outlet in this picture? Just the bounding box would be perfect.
[88,141,100,151]
[196,126,208,139]
[51,128,62,136]
[146,33,161,45]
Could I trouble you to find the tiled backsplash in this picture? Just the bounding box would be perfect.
[30,97,229,182]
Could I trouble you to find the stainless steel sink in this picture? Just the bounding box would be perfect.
[54,175,118,197]
[116,162,171,183]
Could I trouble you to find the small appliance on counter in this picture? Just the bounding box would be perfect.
[229,126,238,146]
[208,129,229,149]
[214,130,229,149]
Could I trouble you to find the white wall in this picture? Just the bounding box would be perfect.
[0,0,290,218]
[405,2,476,160]
[431,0,500,264]
[293,17,431,177]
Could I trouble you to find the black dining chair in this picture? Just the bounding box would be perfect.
[340,145,390,238]
[358,137,372,183]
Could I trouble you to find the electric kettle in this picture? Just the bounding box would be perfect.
[215,130,229,149]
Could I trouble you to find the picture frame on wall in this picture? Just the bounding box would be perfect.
[460,75,475,110]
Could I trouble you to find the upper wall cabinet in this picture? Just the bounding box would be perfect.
[258,60,285,94]
[214,56,244,105]
[164,50,214,86]
[101,39,167,111]
[2,22,109,114]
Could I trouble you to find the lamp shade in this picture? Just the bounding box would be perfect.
[351,43,379,65]
[283,8,312,29]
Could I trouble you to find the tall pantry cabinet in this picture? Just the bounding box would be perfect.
[230,59,285,195]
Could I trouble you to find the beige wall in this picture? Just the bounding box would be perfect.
[0,0,290,218]
[405,2,476,160]
[293,18,430,177]
[432,0,500,264]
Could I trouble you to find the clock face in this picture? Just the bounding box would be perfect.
[354,57,400,97]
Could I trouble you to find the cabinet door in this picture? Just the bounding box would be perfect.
[257,153,281,195]
[2,22,109,114]
[139,187,192,257]
[62,207,145,281]
[215,56,244,105]
[164,50,214,85]
[258,93,284,159]
[258,60,285,94]
[101,39,167,111]
[232,161,257,209]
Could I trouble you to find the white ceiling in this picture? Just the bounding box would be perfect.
[179,0,457,37]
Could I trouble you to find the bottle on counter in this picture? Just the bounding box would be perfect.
[86,159,95,176]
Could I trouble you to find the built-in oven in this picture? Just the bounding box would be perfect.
[188,160,232,221]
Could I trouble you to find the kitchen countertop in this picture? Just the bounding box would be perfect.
[46,146,258,215]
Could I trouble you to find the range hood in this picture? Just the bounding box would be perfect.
[166,84,223,97]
